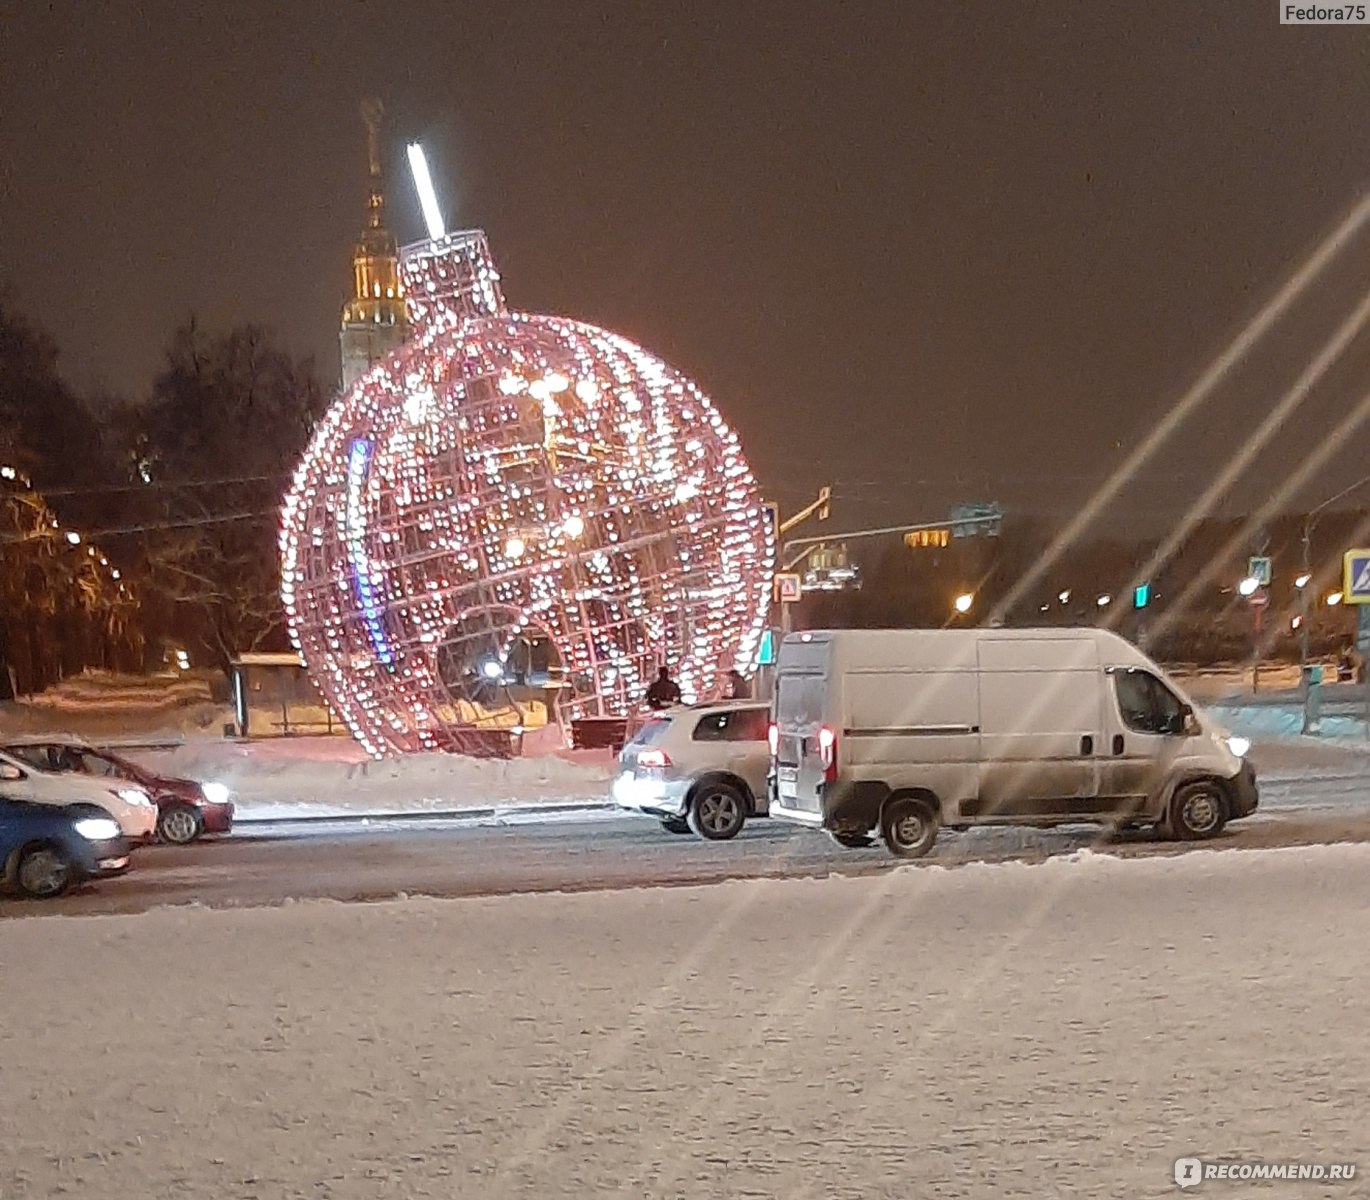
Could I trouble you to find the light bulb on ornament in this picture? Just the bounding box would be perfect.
[280,171,773,756]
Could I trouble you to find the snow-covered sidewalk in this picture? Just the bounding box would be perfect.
[3,844,1368,1198]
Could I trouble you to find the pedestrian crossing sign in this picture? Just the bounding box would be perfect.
[1343,549,1370,604]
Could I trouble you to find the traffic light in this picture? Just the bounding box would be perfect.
[761,501,779,543]
[1133,583,1151,609]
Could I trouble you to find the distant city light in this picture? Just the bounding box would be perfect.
[480,659,504,681]
[406,143,446,241]
[1328,591,1344,606]
[64,530,81,545]
[1096,593,1111,607]
[1058,589,1071,603]
[953,592,974,614]
[561,514,585,539]
[1238,576,1260,598]
[1295,573,1313,589]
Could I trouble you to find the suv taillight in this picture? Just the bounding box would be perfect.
[767,722,779,759]
[637,748,671,769]
[818,725,837,783]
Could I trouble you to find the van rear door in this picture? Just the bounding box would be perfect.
[774,670,829,813]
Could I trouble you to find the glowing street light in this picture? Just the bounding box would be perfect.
[64,530,81,545]
[1328,591,1344,607]
[1238,576,1260,598]
[504,535,526,560]
[480,659,504,681]
[1295,573,1313,589]
[1058,589,1071,603]
[1096,593,1111,607]
[406,142,447,241]
[561,514,585,539]
[953,592,974,615]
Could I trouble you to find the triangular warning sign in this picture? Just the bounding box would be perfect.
[1355,560,1370,594]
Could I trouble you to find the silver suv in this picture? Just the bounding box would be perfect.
[612,702,771,840]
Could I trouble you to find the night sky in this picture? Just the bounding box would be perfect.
[5,1,1370,531]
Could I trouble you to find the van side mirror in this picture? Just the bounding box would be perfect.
[0,764,22,781]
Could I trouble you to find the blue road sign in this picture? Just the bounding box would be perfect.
[1344,549,1370,605]
[757,628,776,666]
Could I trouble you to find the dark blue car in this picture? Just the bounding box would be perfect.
[0,798,131,899]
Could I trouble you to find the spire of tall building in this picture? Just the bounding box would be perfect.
[340,98,408,391]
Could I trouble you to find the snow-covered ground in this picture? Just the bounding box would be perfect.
[124,737,614,820]
[2,844,1367,1198]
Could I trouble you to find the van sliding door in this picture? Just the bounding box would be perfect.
[971,638,1105,818]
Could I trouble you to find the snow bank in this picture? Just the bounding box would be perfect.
[1207,701,1369,743]
[3,842,1368,1199]
[124,736,614,818]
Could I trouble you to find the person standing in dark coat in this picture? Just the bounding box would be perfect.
[646,666,682,710]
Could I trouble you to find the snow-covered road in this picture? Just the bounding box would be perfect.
[3,844,1368,1198]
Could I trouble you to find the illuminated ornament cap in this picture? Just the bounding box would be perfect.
[281,229,774,757]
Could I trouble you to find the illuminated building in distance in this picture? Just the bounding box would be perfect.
[339,99,408,390]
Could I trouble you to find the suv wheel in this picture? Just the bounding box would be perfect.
[687,783,746,840]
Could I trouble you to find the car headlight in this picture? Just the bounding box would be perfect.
[1227,735,1251,758]
[114,787,153,807]
[74,816,122,841]
[200,781,231,805]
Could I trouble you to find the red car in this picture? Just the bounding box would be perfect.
[2,742,234,845]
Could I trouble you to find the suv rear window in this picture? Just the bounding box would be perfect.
[692,708,769,742]
[624,717,672,748]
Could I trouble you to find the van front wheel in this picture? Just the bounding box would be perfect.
[880,797,939,859]
[1166,781,1228,841]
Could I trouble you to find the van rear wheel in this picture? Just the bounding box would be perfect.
[1167,781,1228,841]
[880,797,939,859]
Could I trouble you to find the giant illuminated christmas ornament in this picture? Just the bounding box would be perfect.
[280,152,773,757]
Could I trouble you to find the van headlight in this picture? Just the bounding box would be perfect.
[115,787,153,807]
[1226,735,1251,758]
[74,816,121,841]
[200,781,230,805]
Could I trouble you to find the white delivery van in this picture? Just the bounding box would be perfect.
[768,627,1257,858]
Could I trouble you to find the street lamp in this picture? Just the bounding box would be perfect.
[953,592,974,615]
[1328,591,1344,607]
[1295,572,1313,589]
[1096,593,1111,608]
[1238,576,1260,598]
